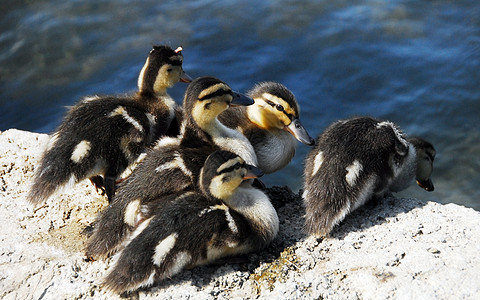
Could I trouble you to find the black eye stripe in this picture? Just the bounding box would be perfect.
[199,89,232,101]
[219,163,245,174]
[266,100,293,120]
[265,100,275,107]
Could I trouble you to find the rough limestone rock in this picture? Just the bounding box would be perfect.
[1,128,479,299]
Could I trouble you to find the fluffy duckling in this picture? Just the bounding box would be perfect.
[102,150,279,294]
[27,45,190,205]
[219,81,315,174]
[86,76,256,259]
[303,117,436,237]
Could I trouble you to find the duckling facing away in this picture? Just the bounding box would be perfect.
[303,117,435,237]
[219,81,315,174]
[86,76,256,259]
[102,150,278,294]
[27,45,191,205]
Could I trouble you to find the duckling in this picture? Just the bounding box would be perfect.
[102,150,279,294]
[302,117,436,237]
[27,45,191,205]
[218,81,315,174]
[86,76,256,259]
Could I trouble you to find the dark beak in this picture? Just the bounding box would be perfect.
[417,179,434,192]
[230,91,255,107]
[180,70,193,83]
[243,164,264,180]
[285,118,315,146]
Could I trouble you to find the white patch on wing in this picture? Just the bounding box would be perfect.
[163,251,191,279]
[345,160,363,186]
[153,233,178,266]
[154,152,192,177]
[127,217,153,244]
[155,161,179,173]
[330,201,351,229]
[198,203,229,217]
[124,199,141,227]
[109,106,144,133]
[138,271,156,291]
[206,247,225,262]
[174,152,192,177]
[312,151,324,177]
[351,176,376,211]
[71,140,91,163]
[153,136,180,150]
[119,152,146,178]
[224,209,238,234]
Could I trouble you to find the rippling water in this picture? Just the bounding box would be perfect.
[2,0,479,210]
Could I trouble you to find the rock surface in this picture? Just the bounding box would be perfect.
[1,128,479,300]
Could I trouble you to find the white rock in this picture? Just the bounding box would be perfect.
[1,129,479,299]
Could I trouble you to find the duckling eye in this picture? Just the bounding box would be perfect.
[275,104,284,111]
[167,68,173,72]
[234,163,241,170]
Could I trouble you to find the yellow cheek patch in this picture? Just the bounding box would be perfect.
[198,83,231,100]
[191,100,228,130]
[209,175,242,200]
[256,93,296,127]
[153,64,172,91]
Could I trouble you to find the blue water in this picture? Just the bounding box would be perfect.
[1,0,479,210]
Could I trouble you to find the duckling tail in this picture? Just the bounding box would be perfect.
[27,150,76,206]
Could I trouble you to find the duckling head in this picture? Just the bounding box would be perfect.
[184,76,254,131]
[199,150,264,201]
[246,82,315,145]
[409,137,436,191]
[137,45,192,96]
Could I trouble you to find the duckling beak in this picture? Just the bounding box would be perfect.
[230,92,255,107]
[243,165,264,180]
[416,179,434,192]
[285,118,315,146]
[180,71,193,83]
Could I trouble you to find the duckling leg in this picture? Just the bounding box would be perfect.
[104,176,116,202]
[89,175,106,195]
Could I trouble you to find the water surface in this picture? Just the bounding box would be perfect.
[1,0,479,210]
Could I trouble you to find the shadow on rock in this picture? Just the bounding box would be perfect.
[120,185,306,296]
[330,196,428,239]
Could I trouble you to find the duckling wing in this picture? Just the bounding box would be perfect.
[86,143,216,259]
[28,97,155,205]
[103,194,248,294]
